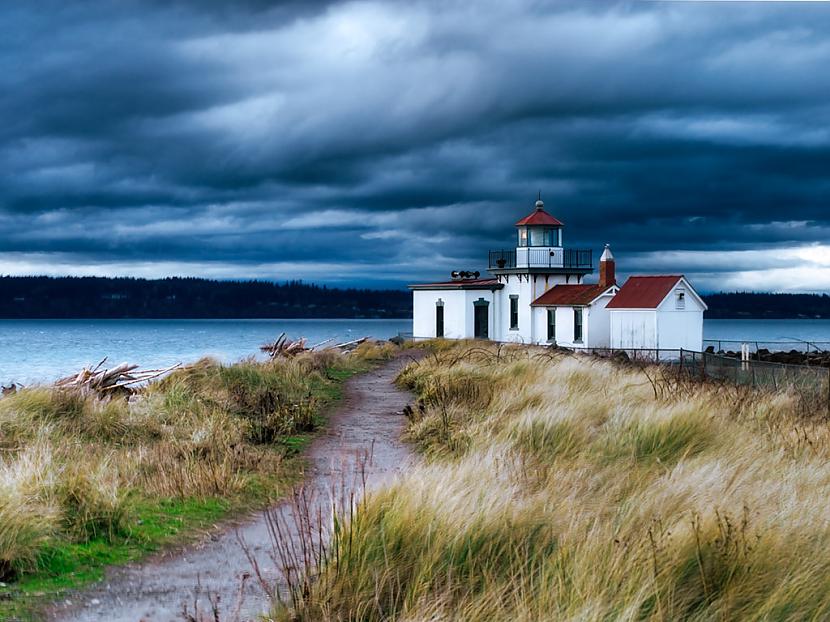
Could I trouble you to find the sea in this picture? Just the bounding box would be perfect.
[1,318,829,385]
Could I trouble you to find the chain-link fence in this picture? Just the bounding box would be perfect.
[704,339,830,354]
[684,350,829,404]
[579,346,830,414]
[689,349,829,415]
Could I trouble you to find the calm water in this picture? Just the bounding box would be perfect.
[703,319,830,348]
[1,318,829,385]
[0,319,411,385]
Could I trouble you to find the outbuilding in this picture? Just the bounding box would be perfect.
[607,275,707,351]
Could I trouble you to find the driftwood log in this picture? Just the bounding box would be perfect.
[260,334,370,359]
[55,357,181,395]
[260,333,309,358]
[331,337,369,351]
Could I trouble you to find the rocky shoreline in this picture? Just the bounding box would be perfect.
[706,346,830,368]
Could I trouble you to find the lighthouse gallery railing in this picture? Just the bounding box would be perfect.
[488,248,593,270]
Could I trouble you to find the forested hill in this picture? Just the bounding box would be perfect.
[0,276,411,319]
[702,292,830,319]
[0,277,827,319]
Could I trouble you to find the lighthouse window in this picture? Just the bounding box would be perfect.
[547,309,556,342]
[573,308,583,342]
[518,228,528,247]
[509,295,519,330]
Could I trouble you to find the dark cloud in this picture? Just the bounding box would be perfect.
[1,0,829,291]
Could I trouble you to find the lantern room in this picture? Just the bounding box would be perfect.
[515,198,563,248]
[487,194,592,273]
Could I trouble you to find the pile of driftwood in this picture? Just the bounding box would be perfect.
[55,357,181,395]
[260,333,369,359]
[260,334,309,358]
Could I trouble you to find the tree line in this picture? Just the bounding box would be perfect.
[0,277,826,319]
[702,292,830,319]
[0,276,411,319]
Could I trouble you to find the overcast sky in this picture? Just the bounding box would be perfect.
[1,1,829,292]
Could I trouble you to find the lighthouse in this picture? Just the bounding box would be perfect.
[408,193,706,350]
[484,195,594,343]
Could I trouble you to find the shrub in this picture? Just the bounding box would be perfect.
[56,458,128,542]
[0,493,55,581]
[0,444,59,579]
[219,362,318,443]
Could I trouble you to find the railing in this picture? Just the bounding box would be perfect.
[575,346,829,413]
[704,339,830,354]
[488,248,593,270]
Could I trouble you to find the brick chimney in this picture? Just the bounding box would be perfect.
[599,244,615,287]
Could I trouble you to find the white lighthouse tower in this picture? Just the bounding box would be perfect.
[487,195,593,342]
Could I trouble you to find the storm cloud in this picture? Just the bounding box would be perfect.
[1,0,829,291]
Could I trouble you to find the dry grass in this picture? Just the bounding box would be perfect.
[279,341,830,621]
[0,348,382,584]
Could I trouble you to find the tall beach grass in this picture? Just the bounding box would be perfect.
[0,343,393,610]
[279,341,830,621]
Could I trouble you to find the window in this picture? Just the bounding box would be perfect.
[547,309,556,342]
[518,228,528,247]
[573,308,583,342]
[543,228,560,246]
[435,300,444,337]
[676,291,686,310]
[509,295,519,330]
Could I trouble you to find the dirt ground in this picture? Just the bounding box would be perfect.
[46,353,419,622]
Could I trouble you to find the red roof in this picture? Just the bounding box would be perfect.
[515,208,563,227]
[606,276,683,309]
[531,284,612,306]
[409,278,502,291]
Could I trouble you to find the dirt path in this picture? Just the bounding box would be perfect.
[46,354,419,622]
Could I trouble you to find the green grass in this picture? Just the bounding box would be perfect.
[0,497,232,620]
[0,349,387,621]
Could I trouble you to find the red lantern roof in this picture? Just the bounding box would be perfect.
[515,199,564,227]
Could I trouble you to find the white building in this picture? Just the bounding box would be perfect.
[410,197,707,351]
[608,275,707,351]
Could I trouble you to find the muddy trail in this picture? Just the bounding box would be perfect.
[46,354,419,622]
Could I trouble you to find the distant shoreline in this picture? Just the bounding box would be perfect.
[0,276,827,320]
[0,316,828,321]
[0,316,414,321]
